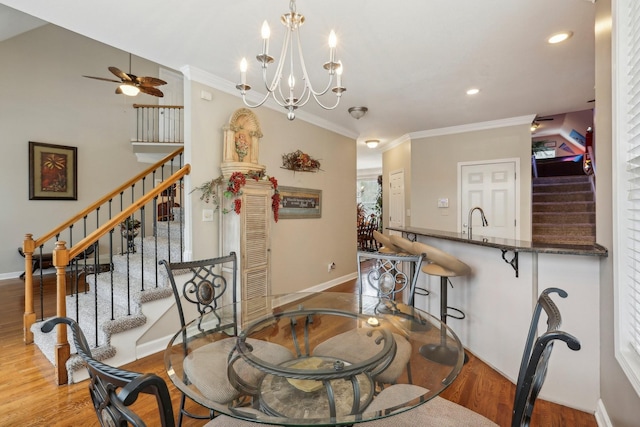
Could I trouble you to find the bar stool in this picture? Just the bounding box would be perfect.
[411,240,471,366]
[373,230,404,254]
[389,235,431,302]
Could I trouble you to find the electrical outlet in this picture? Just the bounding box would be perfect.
[327,262,336,272]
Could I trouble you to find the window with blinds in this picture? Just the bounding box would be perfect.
[616,0,640,396]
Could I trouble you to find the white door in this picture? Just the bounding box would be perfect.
[388,170,405,235]
[459,160,518,240]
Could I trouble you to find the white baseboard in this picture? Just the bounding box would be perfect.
[137,334,174,359]
[595,399,612,427]
[0,271,23,280]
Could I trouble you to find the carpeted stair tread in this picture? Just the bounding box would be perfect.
[87,271,173,308]
[532,234,596,245]
[532,201,595,213]
[532,182,592,193]
[533,212,595,224]
[532,191,594,203]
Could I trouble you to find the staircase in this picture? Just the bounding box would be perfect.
[532,175,595,245]
[31,209,183,382]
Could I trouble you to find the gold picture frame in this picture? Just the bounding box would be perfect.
[29,141,78,200]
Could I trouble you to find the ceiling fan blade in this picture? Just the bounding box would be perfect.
[136,76,167,87]
[109,66,131,82]
[138,86,164,97]
[83,75,121,83]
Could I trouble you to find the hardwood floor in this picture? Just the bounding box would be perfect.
[0,275,597,426]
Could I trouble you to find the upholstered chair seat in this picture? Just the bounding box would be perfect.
[184,337,294,404]
[312,330,412,384]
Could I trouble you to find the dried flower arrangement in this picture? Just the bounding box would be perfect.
[281,150,321,172]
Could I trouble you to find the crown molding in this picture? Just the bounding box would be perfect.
[380,134,411,152]
[409,115,536,139]
[180,65,357,140]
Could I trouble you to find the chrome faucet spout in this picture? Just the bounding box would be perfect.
[468,207,489,239]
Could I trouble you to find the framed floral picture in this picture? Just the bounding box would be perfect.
[29,141,78,200]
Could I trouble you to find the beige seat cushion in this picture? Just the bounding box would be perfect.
[184,337,293,404]
[360,384,498,427]
[312,329,411,384]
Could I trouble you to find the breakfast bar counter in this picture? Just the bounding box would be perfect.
[387,225,606,413]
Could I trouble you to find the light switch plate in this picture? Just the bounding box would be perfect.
[202,209,214,222]
[438,198,449,208]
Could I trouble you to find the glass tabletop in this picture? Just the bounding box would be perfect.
[165,292,463,426]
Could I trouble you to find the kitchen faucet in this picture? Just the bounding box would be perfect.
[467,207,489,239]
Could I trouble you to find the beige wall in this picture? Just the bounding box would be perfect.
[0,24,157,276]
[596,0,640,425]
[184,78,357,294]
[408,125,532,240]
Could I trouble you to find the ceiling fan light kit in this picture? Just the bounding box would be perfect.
[235,0,346,120]
[119,83,140,97]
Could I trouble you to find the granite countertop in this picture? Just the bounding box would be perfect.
[387,226,608,257]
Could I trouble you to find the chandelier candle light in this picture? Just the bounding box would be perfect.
[236,0,346,120]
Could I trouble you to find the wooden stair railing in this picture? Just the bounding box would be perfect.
[49,166,190,384]
[22,147,189,384]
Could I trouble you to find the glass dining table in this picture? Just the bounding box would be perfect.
[165,292,464,426]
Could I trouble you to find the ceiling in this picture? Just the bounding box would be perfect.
[0,0,596,171]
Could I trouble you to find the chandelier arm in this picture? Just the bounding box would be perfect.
[293,87,313,108]
[294,30,334,97]
[309,91,342,110]
[263,28,292,95]
[239,91,279,109]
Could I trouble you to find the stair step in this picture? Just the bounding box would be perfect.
[532,234,596,245]
[533,182,592,193]
[533,175,591,185]
[532,212,596,224]
[532,201,595,213]
[532,223,595,236]
[532,191,594,203]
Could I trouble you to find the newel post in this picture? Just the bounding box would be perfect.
[23,234,36,344]
[53,240,70,385]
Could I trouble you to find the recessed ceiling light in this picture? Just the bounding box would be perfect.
[548,31,573,44]
[466,88,480,95]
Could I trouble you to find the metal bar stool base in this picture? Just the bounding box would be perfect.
[419,276,468,366]
[419,343,460,366]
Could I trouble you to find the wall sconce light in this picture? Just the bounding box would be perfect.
[365,139,380,149]
[349,106,368,119]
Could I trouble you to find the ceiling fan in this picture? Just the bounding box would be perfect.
[83,54,166,97]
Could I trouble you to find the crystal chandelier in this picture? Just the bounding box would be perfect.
[236,0,346,120]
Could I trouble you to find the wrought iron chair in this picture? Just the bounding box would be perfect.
[313,250,425,386]
[41,317,175,427]
[356,287,581,427]
[159,253,292,427]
